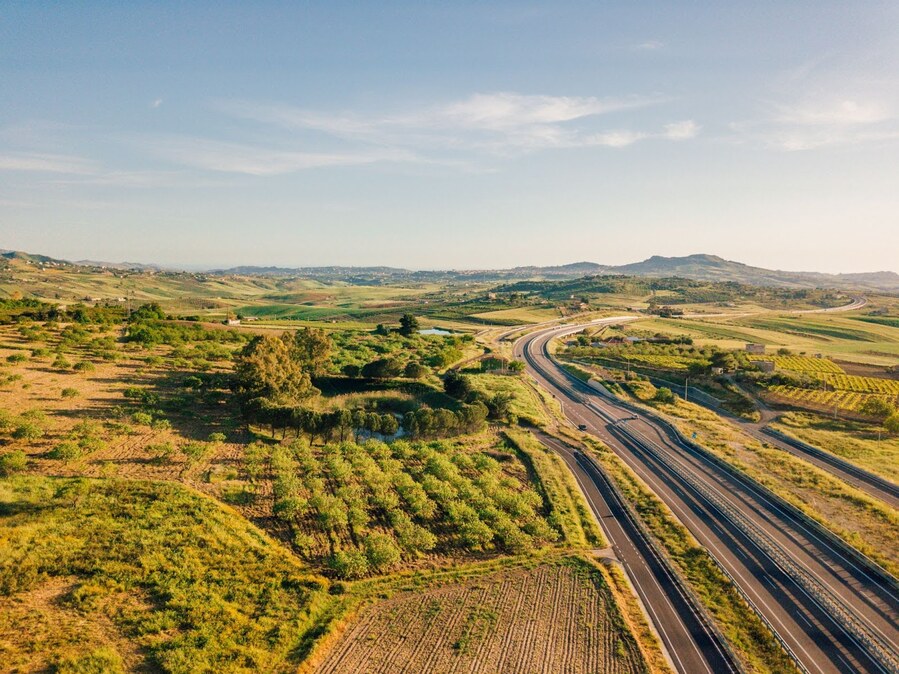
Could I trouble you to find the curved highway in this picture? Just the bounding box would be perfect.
[514,320,899,674]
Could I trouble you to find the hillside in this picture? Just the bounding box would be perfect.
[3,247,898,292]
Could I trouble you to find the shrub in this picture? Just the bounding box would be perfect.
[49,441,83,461]
[13,421,45,440]
[54,646,125,674]
[151,418,172,431]
[6,353,27,363]
[73,361,96,373]
[329,548,370,579]
[147,441,176,464]
[31,348,50,358]
[182,441,208,463]
[0,450,28,475]
[132,412,153,426]
[208,432,227,443]
[653,387,677,404]
[61,387,80,398]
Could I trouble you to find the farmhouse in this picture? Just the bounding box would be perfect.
[745,343,766,355]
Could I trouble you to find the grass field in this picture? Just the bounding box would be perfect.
[772,412,899,484]
[314,558,654,674]
[0,475,332,674]
[638,310,899,367]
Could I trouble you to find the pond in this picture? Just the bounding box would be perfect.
[418,328,452,335]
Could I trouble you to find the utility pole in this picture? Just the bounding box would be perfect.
[684,377,689,402]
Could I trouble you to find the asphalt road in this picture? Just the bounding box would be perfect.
[515,321,899,674]
[534,432,739,674]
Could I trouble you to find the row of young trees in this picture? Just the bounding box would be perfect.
[264,438,558,578]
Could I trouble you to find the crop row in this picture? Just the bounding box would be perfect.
[268,438,559,578]
[769,386,899,414]
[815,373,899,395]
[748,354,844,374]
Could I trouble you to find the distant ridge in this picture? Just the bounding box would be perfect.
[3,247,898,292]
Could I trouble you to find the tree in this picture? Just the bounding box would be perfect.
[235,335,318,404]
[507,360,525,373]
[361,357,403,380]
[885,412,899,435]
[0,450,27,476]
[487,392,514,420]
[443,369,472,399]
[364,533,401,571]
[342,363,361,378]
[859,397,895,420]
[403,362,427,379]
[290,328,333,376]
[398,314,420,337]
[329,548,370,579]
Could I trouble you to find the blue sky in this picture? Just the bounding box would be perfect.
[1,2,897,272]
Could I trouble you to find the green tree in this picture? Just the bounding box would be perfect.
[399,314,420,337]
[884,412,899,435]
[291,328,333,376]
[403,362,428,379]
[653,387,677,404]
[859,397,895,420]
[361,357,403,380]
[329,548,370,579]
[0,450,27,476]
[364,533,402,571]
[235,335,318,404]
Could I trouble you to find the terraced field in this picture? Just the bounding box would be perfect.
[314,560,651,674]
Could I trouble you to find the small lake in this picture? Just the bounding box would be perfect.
[418,328,452,335]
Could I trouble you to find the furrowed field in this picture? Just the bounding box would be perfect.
[314,559,651,674]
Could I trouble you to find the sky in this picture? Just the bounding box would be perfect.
[1,1,898,273]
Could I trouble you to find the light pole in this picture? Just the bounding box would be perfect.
[684,377,689,402]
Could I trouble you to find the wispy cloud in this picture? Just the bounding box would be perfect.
[152,98,163,109]
[736,96,898,150]
[633,40,665,51]
[0,151,98,174]
[218,91,690,159]
[140,136,419,175]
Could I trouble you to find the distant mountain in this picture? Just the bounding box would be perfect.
[75,259,161,271]
[0,249,70,265]
[4,247,898,292]
[602,254,899,291]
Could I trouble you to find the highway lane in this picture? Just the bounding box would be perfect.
[533,432,739,674]
[515,323,899,674]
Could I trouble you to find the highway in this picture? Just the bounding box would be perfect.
[534,431,740,674]
[514,320,899,674]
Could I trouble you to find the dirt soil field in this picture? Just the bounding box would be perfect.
[314,560,649,674]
